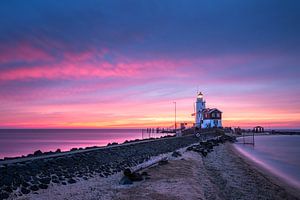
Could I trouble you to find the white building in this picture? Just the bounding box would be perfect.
[194,92,222,128]
[195,92,206,127]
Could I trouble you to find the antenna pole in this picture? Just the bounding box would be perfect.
[173,102,177,131]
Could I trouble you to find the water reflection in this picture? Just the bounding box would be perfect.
[234,135,300,189]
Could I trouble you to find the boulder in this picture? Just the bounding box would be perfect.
[39,177,51,185]
[30,185,39,191]
[119,176,133,185]
[0,192,9,199]
[51,175,58,179]
[55,149,61,153]
[39,184,48,189]
[158,159,169,165]
[201,150,208,157]
[171,151,182,157]
[121,168,143,182]
[128,172,143,181]
[67,178,76,184]
[30,177,39,185]
[22,181,30,188]
[1,175,13,186]
[3,186,13,193]
[21,187,30,194]
[52,179,59,183]
[12,175,22,187]
[187,146,195,151]
[33,150,43,156]
[123,168,132,177]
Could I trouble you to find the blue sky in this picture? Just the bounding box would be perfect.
[0,0,299,128]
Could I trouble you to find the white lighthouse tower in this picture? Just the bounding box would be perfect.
[195,92,206,128]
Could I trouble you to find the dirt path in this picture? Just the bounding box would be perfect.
[112,152,205,200]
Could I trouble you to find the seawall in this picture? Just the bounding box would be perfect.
[0,135,200,199]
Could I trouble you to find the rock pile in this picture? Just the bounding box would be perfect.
[187,135,236,157]
[119,168,150,185]
[171,151,182,158]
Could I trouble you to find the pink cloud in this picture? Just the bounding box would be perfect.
[62,48,109,62]
[0,40,269,83]
[0,42,53,63]
[0,54,193,81]
[0,62,136,81]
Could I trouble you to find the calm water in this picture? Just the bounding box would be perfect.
[0,129,169,159]
[234,135,300,189]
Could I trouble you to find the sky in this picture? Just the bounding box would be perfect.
[0,0,299,129]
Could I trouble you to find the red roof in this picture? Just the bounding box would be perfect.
[202,108,222,114]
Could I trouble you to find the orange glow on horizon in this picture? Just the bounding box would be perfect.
[1,94,299,129]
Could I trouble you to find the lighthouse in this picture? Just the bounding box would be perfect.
[195,92,206,128]
[194,92,223,129]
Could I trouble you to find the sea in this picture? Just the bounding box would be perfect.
[234,135,300,189]
[0,129,170,159]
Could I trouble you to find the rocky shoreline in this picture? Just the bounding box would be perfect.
[0,135,204,199]
[0,135,175,162]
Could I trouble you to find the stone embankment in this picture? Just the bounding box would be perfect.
[0,135,199,199]
[0,133,236,200]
